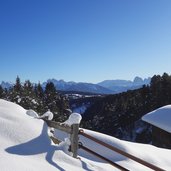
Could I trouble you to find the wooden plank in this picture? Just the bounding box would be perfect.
[50,136,62,144]
[44,119,79,159]
[80,144,129,171]
[70,124,79,158]
[44,119,72,134]
[79,129,165,171]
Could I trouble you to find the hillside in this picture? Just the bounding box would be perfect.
[82,73,171,143]
[0,99,171,170]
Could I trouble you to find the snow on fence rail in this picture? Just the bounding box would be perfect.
[44,119,127,170]
[43,115,165,171]
[79,129,165,171]
[44,119,79,158]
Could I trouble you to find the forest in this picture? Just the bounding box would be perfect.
[1,73,171,143]
[82,73,171,143]
[0,76,69,122]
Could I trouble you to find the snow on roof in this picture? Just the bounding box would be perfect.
[142,105,171,133]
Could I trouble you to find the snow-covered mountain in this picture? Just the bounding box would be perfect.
[42,79,76,90]
[98,77,151,93]
[0,99,171,171]
[0,81,13,89]
[42,77,151,94]
[42,79,113,94]
[1,76,151,94]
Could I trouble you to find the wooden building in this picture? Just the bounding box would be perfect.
[142,105,171,149]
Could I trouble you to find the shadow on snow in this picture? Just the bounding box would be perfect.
[5,122,65,171]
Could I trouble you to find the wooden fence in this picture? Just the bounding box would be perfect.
[44,119,165,171]
[79,129,165,171]
[44,119,79,158]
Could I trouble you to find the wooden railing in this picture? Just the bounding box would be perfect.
[44,119,79,158]
[44,119,165,171]
[79,129,165,171]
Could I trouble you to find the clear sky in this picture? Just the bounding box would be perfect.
[0,0,171,83]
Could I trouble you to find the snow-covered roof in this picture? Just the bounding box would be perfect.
[142,105,171,133]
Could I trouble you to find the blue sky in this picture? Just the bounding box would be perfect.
[0,0,171,83]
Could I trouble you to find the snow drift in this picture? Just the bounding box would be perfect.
[0,99,171,171]
[142,104,171,133]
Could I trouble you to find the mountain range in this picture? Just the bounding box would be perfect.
[1,77,151,94]
[1,81,14,89]
[42,76,151,94]
[98,76,151,93]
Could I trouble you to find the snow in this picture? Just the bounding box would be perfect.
[39,110,54,120]
[26,109,54,120]
[62,112,82,126]
[0,99,171,171]
[31,99,38,105]
[26,109,39,118]
[142,105,171,133]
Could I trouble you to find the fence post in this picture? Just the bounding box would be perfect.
[70,124,79,158]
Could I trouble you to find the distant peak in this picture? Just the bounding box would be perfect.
[133,76,143,83]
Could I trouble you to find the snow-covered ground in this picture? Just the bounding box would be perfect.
[0,99,171,171]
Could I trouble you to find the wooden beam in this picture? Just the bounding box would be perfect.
[43,119,79,159]
[79,129,165,171]
[70,124,79,158]
[79,144,129,171]
[44,119,72,134]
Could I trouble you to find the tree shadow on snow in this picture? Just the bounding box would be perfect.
[5,122,65,171]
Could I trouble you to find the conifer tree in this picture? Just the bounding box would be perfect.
[35,82,44,99]
[44,82,69,121]
[0,85,4,98]
[34,82,45,114]
[14,76,22,92]
[21,80,36,110]
[10,76,23,104]
[24,80,33,95]
[44,82,59,117]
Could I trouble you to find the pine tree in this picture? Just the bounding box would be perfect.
[24,80,33,95]
[21,80,36,110]
[0,85,4,98]
[35,82,44,99]
[44,82,69,121]
[34,82,45,114]
[44,82,59,117]
[14,76,22,92]
[45,82,56,96]
[10,76,23,104]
